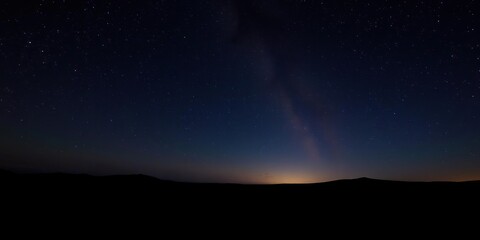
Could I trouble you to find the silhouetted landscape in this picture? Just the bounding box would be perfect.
[3,169,479,215]
[3,1,480,229]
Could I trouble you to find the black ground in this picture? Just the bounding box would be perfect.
[2,169,479,228]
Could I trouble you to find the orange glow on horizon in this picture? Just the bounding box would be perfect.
[262,172,325,184]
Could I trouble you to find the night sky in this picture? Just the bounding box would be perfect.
[1,0,479,183]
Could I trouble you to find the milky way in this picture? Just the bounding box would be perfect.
[1,0,479,183]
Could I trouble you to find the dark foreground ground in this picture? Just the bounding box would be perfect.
[2,169,479,229]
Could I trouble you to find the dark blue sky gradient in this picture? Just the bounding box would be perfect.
[1,0,479,183]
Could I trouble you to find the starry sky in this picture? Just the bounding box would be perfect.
[1,0,479,183]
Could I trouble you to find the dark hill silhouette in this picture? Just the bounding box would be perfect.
[3,170,479,198]
[2,169,480,224]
